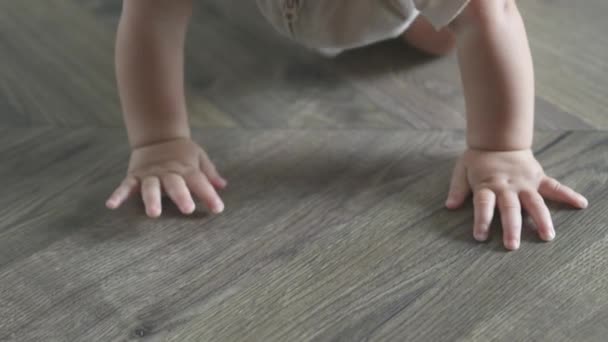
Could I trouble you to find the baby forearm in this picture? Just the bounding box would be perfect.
[116,0,193,148]
[452,0,534,151]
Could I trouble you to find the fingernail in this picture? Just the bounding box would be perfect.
[215,178,228,189]
[579,196,588,208]
[184,202,196,214]
[474,231,488,241]
[547,230,556,241]
[506,239,520,251]
[213,201,225,214]
[148,206,161,218]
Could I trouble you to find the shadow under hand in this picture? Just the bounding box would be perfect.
[220,141,456,210]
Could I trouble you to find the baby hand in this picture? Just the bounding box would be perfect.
[106,138,227,217]
[445,149,588,250]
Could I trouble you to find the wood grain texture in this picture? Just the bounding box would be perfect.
[1,0,607,341]
[0,0,605,129]
[1,129,607,341]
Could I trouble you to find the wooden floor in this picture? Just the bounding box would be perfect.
[1,1,607,341]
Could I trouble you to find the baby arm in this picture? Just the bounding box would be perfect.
[107,0,227,217]
[445,0,587,250]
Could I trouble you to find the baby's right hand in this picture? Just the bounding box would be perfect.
[106,138,227,217]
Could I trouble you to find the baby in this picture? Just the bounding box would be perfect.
[106,0,588,251]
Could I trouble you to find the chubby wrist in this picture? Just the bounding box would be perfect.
[467,122,534,151]
[129,127,191,149]
[466,132,532,152]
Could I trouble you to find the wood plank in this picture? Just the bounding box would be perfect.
[0,0,603,129]
[1,0,607,340]
[520,0,608,128]
[0,1,120,125]
[0,129,606,341]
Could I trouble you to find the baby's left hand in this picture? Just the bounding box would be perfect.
[445,149,588,250]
